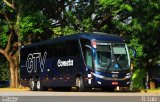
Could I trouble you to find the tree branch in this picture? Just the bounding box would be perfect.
[0,48,5,54]
[5,33,12,52]
[9,41,19,56]
[3,12,12,28]
[3,0,15,10]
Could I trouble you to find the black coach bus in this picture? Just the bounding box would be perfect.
[20,32,134,91]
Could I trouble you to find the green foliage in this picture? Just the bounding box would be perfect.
[52,27,62,37]
[99,0,159,68]
[99,0,133,15]
[132,68,145,89]
[120,4,133,12]
[63,0,95,33]
[0,56,10,80]
[0,21,9,48]
[18,11,52,42]
[81,18,93,32]
[52,26,78,37]
[134,0,160,66]
[62,26,79,35]
[0,29,8,48]
[99,0,123,7]
[129,36,143,59]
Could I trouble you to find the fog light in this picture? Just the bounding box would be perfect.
[116,86,120,90]
[97,81,101,85]
[126,82,130,85]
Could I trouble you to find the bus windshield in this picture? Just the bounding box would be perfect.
[94,43,130,71]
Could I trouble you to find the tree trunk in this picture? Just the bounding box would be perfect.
[9,61,19,88]
[4,52,19,88]
[150,81,155,89]
[10,64,16,88]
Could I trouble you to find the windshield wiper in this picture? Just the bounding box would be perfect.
[106,43,123,71]
[106,60,113,71]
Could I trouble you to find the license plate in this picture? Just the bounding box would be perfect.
[112,82,118,85]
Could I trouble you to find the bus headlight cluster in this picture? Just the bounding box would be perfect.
[92,73,105,79]
[125,73,131,79]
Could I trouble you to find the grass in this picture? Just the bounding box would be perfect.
[132,68,145,89]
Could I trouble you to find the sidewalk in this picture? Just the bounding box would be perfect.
[141,89,160,94]
[0,87,29,91]
[0,87,160,93]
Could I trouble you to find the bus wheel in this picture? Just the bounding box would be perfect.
[76,77,84,91]
[36,78,45,91]
[36,78,47,91]
[29,78,36,91]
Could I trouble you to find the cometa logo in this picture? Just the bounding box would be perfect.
[57,59,74,67]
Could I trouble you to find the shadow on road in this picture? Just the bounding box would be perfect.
[36,87,140,93]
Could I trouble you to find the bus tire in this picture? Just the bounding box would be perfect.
[29,78,36,91]
[76,77,84,91]
[36,78,46,91]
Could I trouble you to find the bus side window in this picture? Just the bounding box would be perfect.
[85,49,92,68]
[80,39,92,68]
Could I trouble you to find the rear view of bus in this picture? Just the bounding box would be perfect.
[82,33,131,91]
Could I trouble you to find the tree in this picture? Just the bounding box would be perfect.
[98,0,160,88]
[0,0,20,88]
[131,0,160,88]
[0,0,56,88]
[59,0,95,34]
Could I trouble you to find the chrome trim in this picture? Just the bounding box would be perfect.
[111,71,119,74]
[91,72,129,81]
[125,44,131,67]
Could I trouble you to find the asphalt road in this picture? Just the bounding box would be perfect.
[0,89,160,102]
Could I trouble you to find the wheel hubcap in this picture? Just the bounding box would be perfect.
[31,80,34,89]
[78,80,81,87]
[37,81,40,89]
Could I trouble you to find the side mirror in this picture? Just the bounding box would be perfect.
[128,47,136,58]
[85,45,96,58]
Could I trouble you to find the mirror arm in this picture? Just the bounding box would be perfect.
[128,46,137,58]
[85,45,92,49]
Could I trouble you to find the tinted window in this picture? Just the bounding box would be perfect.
[51,40,80,58]
[80,39,91,57]
[80,39,93,67]
[85,49,92,67]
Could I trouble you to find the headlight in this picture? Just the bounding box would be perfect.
[92,73,105,79]
[125,73,131,79]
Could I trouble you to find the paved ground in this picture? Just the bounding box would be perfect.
[0,88,160,96]
[0,88,160,102]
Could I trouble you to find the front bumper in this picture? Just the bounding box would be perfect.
[91,72,131,87]
[94,77,130,87]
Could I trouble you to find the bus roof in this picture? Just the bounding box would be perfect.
[22,32,125,48]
